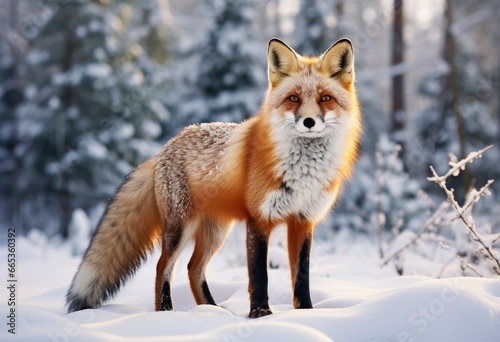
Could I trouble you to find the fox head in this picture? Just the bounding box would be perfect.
[264,38,359,137]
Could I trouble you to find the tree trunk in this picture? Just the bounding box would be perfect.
[391,0,406,154]
[335,1,344,16]
[8,0,21,230]
[59,26,75,239]
[335,0,345,37]
[497,57,500,146]
[442,0,471,194]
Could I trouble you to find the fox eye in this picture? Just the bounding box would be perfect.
[288,95,300,103]
[320,95,332,102]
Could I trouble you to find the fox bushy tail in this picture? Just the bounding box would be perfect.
[66,157,163,312]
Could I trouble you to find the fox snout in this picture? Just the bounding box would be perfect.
[303,117,315,128]
[293,113,331,134]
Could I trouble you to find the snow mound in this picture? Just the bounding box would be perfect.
[1,235,499,342]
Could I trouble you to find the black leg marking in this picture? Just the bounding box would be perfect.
[247,223,272,318]
[294,237,312,309]
[160,281,173,311]
[201,280,216,305]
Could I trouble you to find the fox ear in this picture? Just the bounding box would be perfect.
[267,38,301,87]
[319,39,355,86]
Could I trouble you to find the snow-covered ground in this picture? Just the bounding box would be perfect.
[1,227,499,342]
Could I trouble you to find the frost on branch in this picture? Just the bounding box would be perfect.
[427,145,500,276]
[380,145,499,277]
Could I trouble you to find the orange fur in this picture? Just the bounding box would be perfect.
[67,38,361,318]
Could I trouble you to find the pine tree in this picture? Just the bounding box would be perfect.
[179,0,265,125]
[0,0,24,230]
[21,0,171,236]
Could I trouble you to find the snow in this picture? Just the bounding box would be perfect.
[85,63,112,79]
[1,231,499,342]
[114,123,135,140]
[142,120,162,139]
[81,139,108,160]
[68,209,91,256]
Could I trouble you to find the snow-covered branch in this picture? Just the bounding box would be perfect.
[380,202,449,268]
[427,145,492,184]
[427,146,500,275]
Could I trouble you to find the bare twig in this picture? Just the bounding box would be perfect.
[427,146,500,275]
[436,256,456,278]
[374,147,385,259]
[456,254,485,278]
[380,202,449,268]
[451,180,494,221]
[427,145,492,183]
[491,235,500,246]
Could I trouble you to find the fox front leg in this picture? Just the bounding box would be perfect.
[286,217,314,309]
[246,219,273,318]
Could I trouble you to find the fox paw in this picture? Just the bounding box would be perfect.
[249,307,273,318]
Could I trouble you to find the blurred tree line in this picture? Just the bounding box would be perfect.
[0,0,499,238]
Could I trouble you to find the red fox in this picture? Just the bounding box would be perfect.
[66,38,361,318]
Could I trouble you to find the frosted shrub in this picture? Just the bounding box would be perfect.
[382,146,499,277]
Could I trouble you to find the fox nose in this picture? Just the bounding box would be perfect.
[303,117,315,129]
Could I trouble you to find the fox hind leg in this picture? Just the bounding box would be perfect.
[155,221,192,311]
[188,218,232,306]
[155,242,173,311]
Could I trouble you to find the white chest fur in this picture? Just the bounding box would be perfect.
[259,133,343,221]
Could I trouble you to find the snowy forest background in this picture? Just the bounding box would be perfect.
[1,0,499,277]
